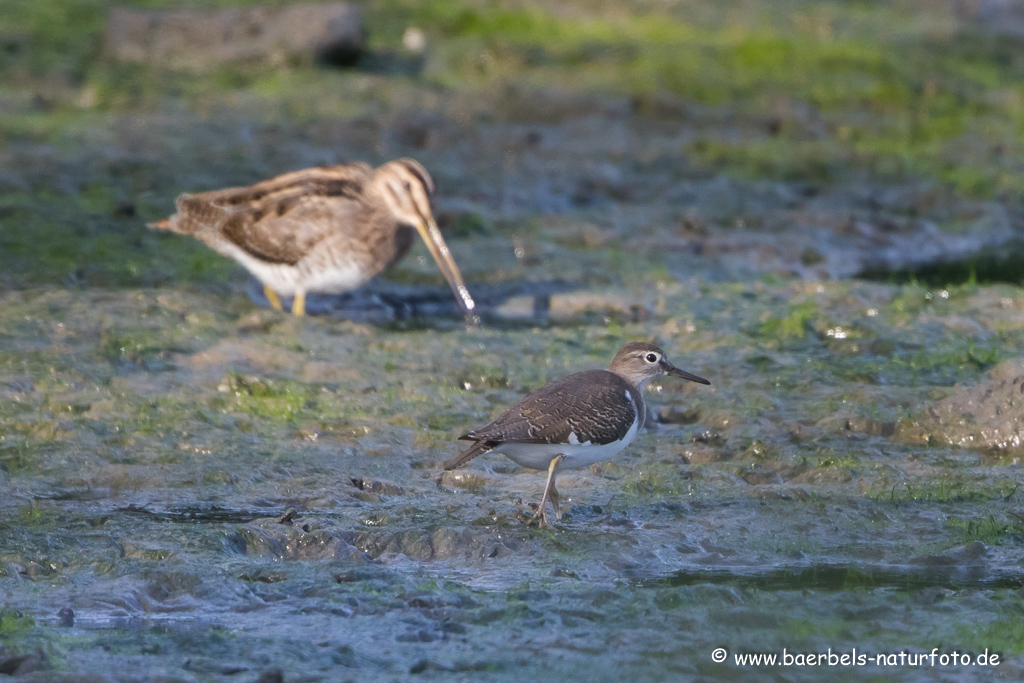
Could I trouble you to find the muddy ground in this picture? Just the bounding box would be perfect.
[3,1,1024,681]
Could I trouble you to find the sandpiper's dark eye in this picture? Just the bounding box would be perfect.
[645,353,658,363]
[403,181,411,191]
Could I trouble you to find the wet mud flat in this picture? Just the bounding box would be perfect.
[4,0,1024,679]
[2,280,1024,681]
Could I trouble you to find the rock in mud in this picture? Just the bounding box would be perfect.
[255,669,284,683]
[227,517,369,562]
[680,444,728,465]
[345,527,523,561]
[350,477,404,496]
[910,541,990,567]
[437,470,497,490]
[739,467,784,485]
[0,650,48,675]
[104,3,364,70]
[57,606,75,627]
[897,359,1024,454]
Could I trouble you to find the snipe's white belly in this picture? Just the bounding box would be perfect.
[207,236,367,296]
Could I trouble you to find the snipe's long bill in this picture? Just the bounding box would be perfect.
[148,158,479,324]
[445,342,710,528]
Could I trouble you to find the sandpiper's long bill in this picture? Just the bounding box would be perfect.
[148,158,479,324]
[445,342,710,528]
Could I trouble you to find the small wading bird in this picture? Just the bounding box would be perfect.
[445,342,710,528]
[149,158,478,323]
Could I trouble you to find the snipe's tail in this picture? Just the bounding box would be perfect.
[147,194,211,235]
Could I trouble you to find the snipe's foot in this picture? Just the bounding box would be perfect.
[291,290,306,316]
[264,285,284,311]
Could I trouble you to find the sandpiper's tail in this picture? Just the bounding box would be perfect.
[443,440,495,470]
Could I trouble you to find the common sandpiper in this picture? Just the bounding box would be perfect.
[445,342,710,528]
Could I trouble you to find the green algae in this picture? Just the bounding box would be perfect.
[390,0,1024,195]
[13,501,62,529]
[868,479,1021,503]
[756,300,823,340]
[212,372,318,424]
[620,462,688,502]
[957,618,1024,656]
[0,610,35,637]
[948,515,1024,546]
[0,442,45,476]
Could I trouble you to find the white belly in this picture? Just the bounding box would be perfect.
[205,236,368,296]
[494,416,639,471]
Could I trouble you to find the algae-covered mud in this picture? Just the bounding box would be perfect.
[5,283,1024,681]
[4,0,1024,681]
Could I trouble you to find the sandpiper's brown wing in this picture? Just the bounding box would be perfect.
[444,370,638,469]
[153,163,375,265]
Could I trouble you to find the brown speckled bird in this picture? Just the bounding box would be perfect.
[445,342,710,528]
[149,158,478,322]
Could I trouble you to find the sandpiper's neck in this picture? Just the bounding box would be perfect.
[609,369,649,430]
[608,369,657,392]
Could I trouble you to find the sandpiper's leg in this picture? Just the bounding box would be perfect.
[291,290,306,317]
[264,285,284,311]
[527,454,564,529]
[550,482,561,520]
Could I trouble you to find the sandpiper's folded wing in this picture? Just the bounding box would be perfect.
[461,369,639,447]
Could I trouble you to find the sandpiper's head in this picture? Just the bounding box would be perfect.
[372,158,479,324]
[608,342,710,389]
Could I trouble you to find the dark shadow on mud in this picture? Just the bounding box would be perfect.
[860,241,1024,287]
[650,564,1024,592]
[355,49,425,77]
[116,504,268,524]
[247,278,585,329]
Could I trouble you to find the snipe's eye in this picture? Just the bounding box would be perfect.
[644,353,658,363]
[403,181,411,191]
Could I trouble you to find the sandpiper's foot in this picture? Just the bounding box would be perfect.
[264,285,284,311]
[526,506,554,529]
[291,290,306,316]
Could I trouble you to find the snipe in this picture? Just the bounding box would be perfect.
[149,158,478,323]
